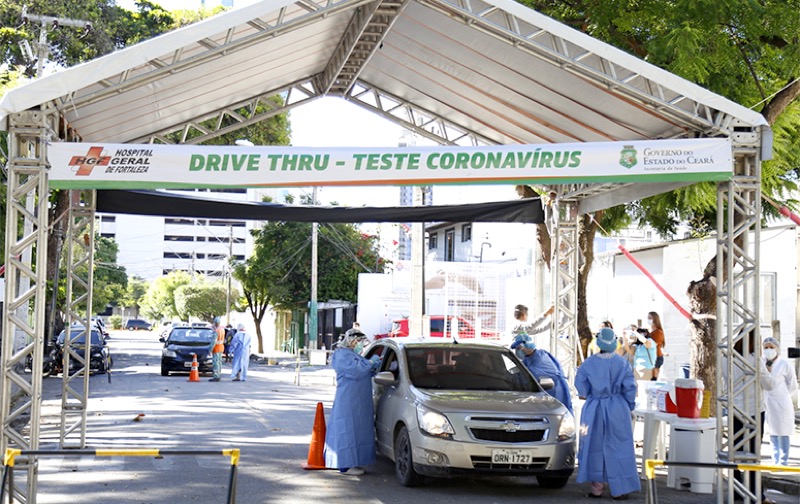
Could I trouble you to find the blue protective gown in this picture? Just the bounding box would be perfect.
[324,348,380,469]
[230,330,252,380]
[575,352,640,497]
[522,350,573,413]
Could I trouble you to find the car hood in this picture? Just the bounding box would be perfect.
[414,389,564,415]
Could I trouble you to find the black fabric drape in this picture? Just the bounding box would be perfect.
[95,190,544,224]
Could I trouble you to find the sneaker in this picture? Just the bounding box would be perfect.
[341,467,365,476]
[232,378,241,382]
[208,378,220,382]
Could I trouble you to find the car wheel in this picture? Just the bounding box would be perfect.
[536,474,570,489]
[161,364,169,377]
[394,426,423,487]
[128,326,134,331]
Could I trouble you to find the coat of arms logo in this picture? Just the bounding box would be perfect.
[619,145,637,169]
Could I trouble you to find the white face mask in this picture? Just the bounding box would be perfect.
[647,319,653,325]
[353,341,366,354]
[763,348,778,360]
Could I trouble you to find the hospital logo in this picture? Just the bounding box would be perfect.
[69,146,111,176]
[619,146,637,169]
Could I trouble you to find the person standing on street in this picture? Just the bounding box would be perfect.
[763,336,798,466]
[230,323,252,382]
[647,312,666,379]
[576,327,639,500]
[324,328,381,475]
[209,317,225,382]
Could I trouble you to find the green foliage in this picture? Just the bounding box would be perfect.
[121,276,149,308]
[108,314,122,330]
[0,0,176,77]
[139,271,191,321]
[174,282,232,323]
[242,215,388,310]
[523,0,800,232]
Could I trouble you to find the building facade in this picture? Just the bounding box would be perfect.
[98,188,283,281]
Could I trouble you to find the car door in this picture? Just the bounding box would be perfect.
[369,344,401,456]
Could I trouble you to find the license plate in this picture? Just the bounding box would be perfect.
[184,362,193,367]
[491,449,533,464]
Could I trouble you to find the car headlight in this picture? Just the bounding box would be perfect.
[417,407,455,438]
[558,411,576,441]
[162,349,177,358]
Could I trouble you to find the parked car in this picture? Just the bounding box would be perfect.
[55,325,113,375]
[365,339,575,487]
[160,326,216,376]
[375,316,500,340]
[125,319,152,331]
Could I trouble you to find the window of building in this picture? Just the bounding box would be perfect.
[445,228,455,261]
[461,224,472,242]
[428,233,438,250]
[164,252,193,259]
[233,255,245,261]
[206,254,227,260]
[100,215,116,223]
[164,235,194,242]
[100,232,115,238]
[209,219,247,227]
[165,218,194,225]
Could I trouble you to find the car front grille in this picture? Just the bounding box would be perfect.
[469,428,546,443]
[470,455,549,470]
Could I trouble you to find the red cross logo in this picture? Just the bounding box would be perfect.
[69,146,111,176]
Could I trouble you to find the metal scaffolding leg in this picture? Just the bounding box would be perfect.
[59,191,95,449]
[0,110,53,504]
[550,198,579,382]
[716,146,761,504]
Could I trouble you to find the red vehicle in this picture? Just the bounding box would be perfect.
[375,316,499,340]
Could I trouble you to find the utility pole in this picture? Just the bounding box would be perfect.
[226,225,233,325]
[310,188,319,349]
[20,7,93,79]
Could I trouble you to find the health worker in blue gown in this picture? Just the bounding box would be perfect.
[576,327,639,500]
[511,333,573,414]
[324,329,381,476]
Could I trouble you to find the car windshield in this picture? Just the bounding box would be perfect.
[404,346,540,392]
[168,328,215,345]
[57,329,103,346]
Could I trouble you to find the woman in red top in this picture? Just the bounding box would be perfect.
[648,311,665,379]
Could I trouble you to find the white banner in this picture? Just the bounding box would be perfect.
[47,138,732,189]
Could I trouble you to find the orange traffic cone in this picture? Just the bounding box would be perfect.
[302,402,329,470]
[188,353,200,382]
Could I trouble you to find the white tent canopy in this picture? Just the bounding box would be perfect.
[0,0,769,146]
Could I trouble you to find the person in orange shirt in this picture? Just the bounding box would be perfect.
[209,317,225,382]
[648,311,665,380]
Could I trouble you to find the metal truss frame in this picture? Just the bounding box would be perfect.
[346,81,495,146]
[549,198,579,382]
[317,0,410,96]
[416,0,745,138]
[135,79,321,145]
[59,191,95,449]
[716,137,762,503]
[0,110,55,504]
[51,0,371,115]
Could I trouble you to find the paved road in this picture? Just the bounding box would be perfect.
[25,330,796,503]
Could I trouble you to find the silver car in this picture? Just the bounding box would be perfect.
[365,339,576,487]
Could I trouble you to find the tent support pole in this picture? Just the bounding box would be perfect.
[550,197,579,384]
[0,110,55,504]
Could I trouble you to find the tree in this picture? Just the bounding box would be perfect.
[91,234,128,314]
[139,271,191,321]
[121,276,149,311]
[520,0,800,399]
[238,207,388,352]
[174,282,232,323]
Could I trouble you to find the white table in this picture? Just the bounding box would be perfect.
[633,409,717,493]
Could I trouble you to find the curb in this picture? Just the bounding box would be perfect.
[764,474,800,496]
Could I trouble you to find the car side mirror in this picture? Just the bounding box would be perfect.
[158,337,165,343]
[539,377,555,391]
[373,371,397,386]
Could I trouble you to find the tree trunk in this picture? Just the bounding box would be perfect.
[577,212,603,361]
[45,190,70,344]
[687,271,717,404]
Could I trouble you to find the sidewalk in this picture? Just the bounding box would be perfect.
[762,426,800,495]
